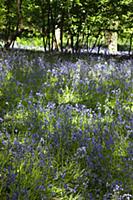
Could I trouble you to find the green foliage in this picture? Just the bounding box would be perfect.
[0,0,132,51]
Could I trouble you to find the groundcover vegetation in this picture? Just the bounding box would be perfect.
[0,50,133,200]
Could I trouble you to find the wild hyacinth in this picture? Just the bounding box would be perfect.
[0,50,132,199]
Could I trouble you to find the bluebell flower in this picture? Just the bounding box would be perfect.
[0,117,4,123]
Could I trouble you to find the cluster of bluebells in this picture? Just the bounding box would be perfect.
[0,50,133,199]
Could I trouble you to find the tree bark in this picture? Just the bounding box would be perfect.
[129,34,132,55]
[47,0,51,52]
[105,21,118,54]
[105,31,118,54]
[4,29,25,49]
[4,0,24,49]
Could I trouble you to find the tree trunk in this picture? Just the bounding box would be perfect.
[4,0,23,49]
[60,13,64,52]
[66,33,72,53]
[55,28,61,51]
[4,29,25,49]
[129,34,132,55]
[47,0,51,52]
[105,21,118,54]
[105,31,118,54]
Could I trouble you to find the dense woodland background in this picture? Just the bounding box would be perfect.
[0,0,133,54]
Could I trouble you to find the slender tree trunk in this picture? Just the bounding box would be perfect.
[4,0,23,49]
[40,0,46,52]
[66,33,72,53]
[55,28,61,51]
[86,35,89,52]
[16,0,23,30]
[51,8,54,51]
[60,12,64,52]
[42,25,47,52]
[89,30,101,54]
[47,0,51,52]
[75,34,79,53]
[97,35,102,54]
[71,35,74,53]
[5,0,11,42]
[42,35,46,52]
[129,34,132,55]
[51,29,54,51]
[81,31,85,51]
